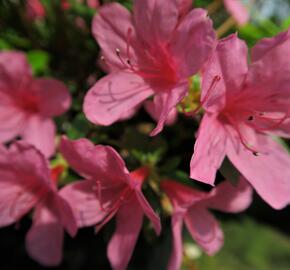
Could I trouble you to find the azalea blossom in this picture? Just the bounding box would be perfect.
[83,0,215,135]
[190,31,290,209]
[87,0,100,9]
[0,142,77,266]
[161,178,252,270]
[0,51,71,157]
[26,0,46,20]
[224,0,249,25]
[26,0,71,20]
[59,137,161,270]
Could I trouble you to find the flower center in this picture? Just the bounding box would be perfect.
[17,93,39,113]
[102,28,178,91]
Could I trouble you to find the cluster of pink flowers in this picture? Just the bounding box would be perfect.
[1,0,290,269]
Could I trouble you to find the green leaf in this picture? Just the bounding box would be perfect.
[27,50,50,75]
[193,218,290,270]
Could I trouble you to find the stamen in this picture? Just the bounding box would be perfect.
[248,110,289,132]
[187,75,221,116]
[227,114,260,156]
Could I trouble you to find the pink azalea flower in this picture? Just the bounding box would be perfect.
[26,0,71,20]
[161,178,252,270]
[190,31,290,209]
[224,0,249,25]
[59,137,161,270]
[0,142,77,266]
[0,51,71,157]
[87,0,100,9]
[83,0,215,135]
[26,0,46,20]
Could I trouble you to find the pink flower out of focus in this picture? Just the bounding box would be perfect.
[224,0,250,25]
[59,137,161,270]
[26,0,71,20]
[0,51,71,157]
[0,142,77,266]
[161,178,252,270]
[26,0,46,20]
[83,0,215,136]
[191,30,290,209]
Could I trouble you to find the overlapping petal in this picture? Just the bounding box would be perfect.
[84,71,153,126]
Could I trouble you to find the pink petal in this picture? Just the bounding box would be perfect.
[0,142,51,226]
[32,79,71,117]
[177,0,192,19]
[83,71,153,126]
[201,34,248,113]
[26,201,64,267]
[0,178,39,227]
[107,198,144,270]
[0,141,52,227]
[92,3,136,72]
[161,180,207,211]
[7,141,52,184]
[60,137,130,186]
[144,95,177,126]
[202,177,253,213]
[224,0,249,25]
[169,8,216,78]
[167,214,184,270]
[150,84,188,136]
[135,191,161,235]
[251,29,290,61]
[226,133,290,209]
[0,105,25,143]
[21,115,56,158]
[133,0,179,44]
[184,206,224,255]
[59,179,110,227]
[190,114,226,185]
[0,51,32,90]
[55,194,77,237]
[248,29,290,94]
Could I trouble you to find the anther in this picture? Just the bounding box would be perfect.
[115,48,121,55]
[248,115,254,121]
[253,151,259,156]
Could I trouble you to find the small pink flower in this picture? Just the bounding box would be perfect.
[26,0,46,20]
[0,51,71,157]
[224,0,249,25]
[0,142,77,266]
[191,31,290,209]
[161,178,252,270]
[83,0,215,135]
[59,137,161,270]
[87,0,100,9]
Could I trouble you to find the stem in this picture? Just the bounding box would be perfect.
[207,0,223,15]
[216,17,236,38]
